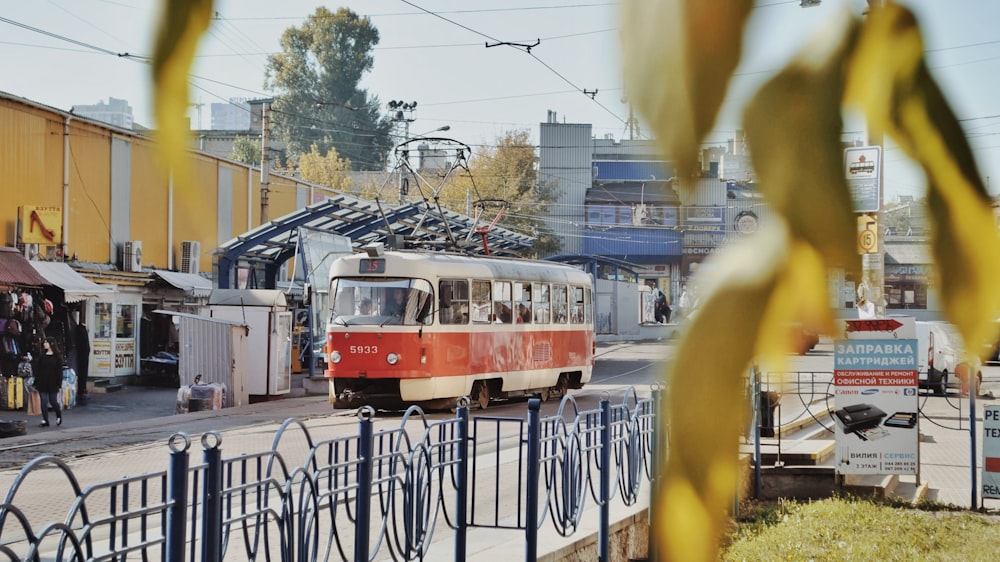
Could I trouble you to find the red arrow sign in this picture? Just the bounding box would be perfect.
[845,319,904,332]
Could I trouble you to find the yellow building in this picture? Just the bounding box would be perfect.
[0,92,320,378]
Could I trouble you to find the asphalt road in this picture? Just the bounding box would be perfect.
[0,341,671,471]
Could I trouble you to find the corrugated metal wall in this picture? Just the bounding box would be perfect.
[177,316,249,407]
[539,122,592,255]
[110,137,132,261]
[0,94,306,273]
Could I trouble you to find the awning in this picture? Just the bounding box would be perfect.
[29,261,113,302]
[0,247,52,287]
[153,270,213,298]
[153,310,247,327]
[885,243,931,265]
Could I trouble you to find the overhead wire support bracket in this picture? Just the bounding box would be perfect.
[583,89,599,99]
[485,39,540,53]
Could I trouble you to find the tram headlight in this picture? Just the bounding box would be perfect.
[329,350,342,364]
[386,352,400,365]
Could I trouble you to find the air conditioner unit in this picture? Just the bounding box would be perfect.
[180,240,201,274]
[123,240,143,272]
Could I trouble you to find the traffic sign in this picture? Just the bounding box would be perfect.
[845,146,881,212]
[857,214,878,254]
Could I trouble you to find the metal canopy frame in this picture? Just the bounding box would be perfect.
[215,193,535,289]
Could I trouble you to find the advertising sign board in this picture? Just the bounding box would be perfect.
[834,316,919,475]
[983,405,1000,499]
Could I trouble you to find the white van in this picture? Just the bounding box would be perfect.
[914,321,981,396]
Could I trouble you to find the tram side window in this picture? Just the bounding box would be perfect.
[552,285,568,324]
[471,280,493,323]
[439,279,469,324]
[493,280,513,323]
[514,281,532,323]
[570,286,586,324]
[585,287,593,323]
[532,283,550,324]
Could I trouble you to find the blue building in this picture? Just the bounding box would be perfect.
[538,118,770,305]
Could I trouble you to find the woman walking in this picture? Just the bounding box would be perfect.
[35,337,63,427]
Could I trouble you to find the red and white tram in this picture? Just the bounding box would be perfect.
[324,247,595,409]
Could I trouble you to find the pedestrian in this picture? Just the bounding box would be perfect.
[657,291,671,324]
[74,317,91,403]
[678,286,690,320]
[34,337,64,428]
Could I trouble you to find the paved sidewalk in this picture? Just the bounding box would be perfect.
[909,390,1000,510]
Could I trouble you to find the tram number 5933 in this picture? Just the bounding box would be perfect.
[349,345,379,354]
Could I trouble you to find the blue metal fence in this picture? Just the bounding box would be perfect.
[0,387,661,561]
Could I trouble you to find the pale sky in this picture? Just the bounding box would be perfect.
[3,0,1000,202]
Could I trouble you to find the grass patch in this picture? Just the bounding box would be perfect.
[722,497,1000,561]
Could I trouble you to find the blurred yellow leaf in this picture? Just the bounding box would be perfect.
[620,0,753,184]
[846,3,1000,354]
[151,0,213,194]
[744,10,861,274]
[661,223,788,560]
[757,240,836,370]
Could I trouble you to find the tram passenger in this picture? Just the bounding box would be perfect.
[358,298,372,315]
[495,303,512,323]
[384,288,407,317]
[517,303,531,323]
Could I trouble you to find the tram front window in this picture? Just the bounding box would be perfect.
[329,278,434,325]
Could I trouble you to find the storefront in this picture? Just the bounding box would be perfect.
[74,267,150,379]
[90,289,142,377]
[141,270,213,364]
[0,247,53,381]
[884,243,933,311]
[28,260,113,376]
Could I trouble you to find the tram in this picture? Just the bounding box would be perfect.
[324,245,595,409]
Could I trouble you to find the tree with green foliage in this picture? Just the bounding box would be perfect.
[228,135,261,166]
[436,131,561,256]
[264,7,393,171]
[297,143,353,193]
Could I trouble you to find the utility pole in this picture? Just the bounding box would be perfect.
[865,0,885,318]
[260,101,271,223]
[388,100,417,204]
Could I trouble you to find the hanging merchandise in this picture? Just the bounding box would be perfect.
[0,293,12,318]
[61,367,77,409]
[6,375,24,410]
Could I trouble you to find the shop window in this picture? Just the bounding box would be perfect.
[94,303,113,339]
[117,304,135,338]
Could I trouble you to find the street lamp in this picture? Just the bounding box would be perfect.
[415,125,450,137]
